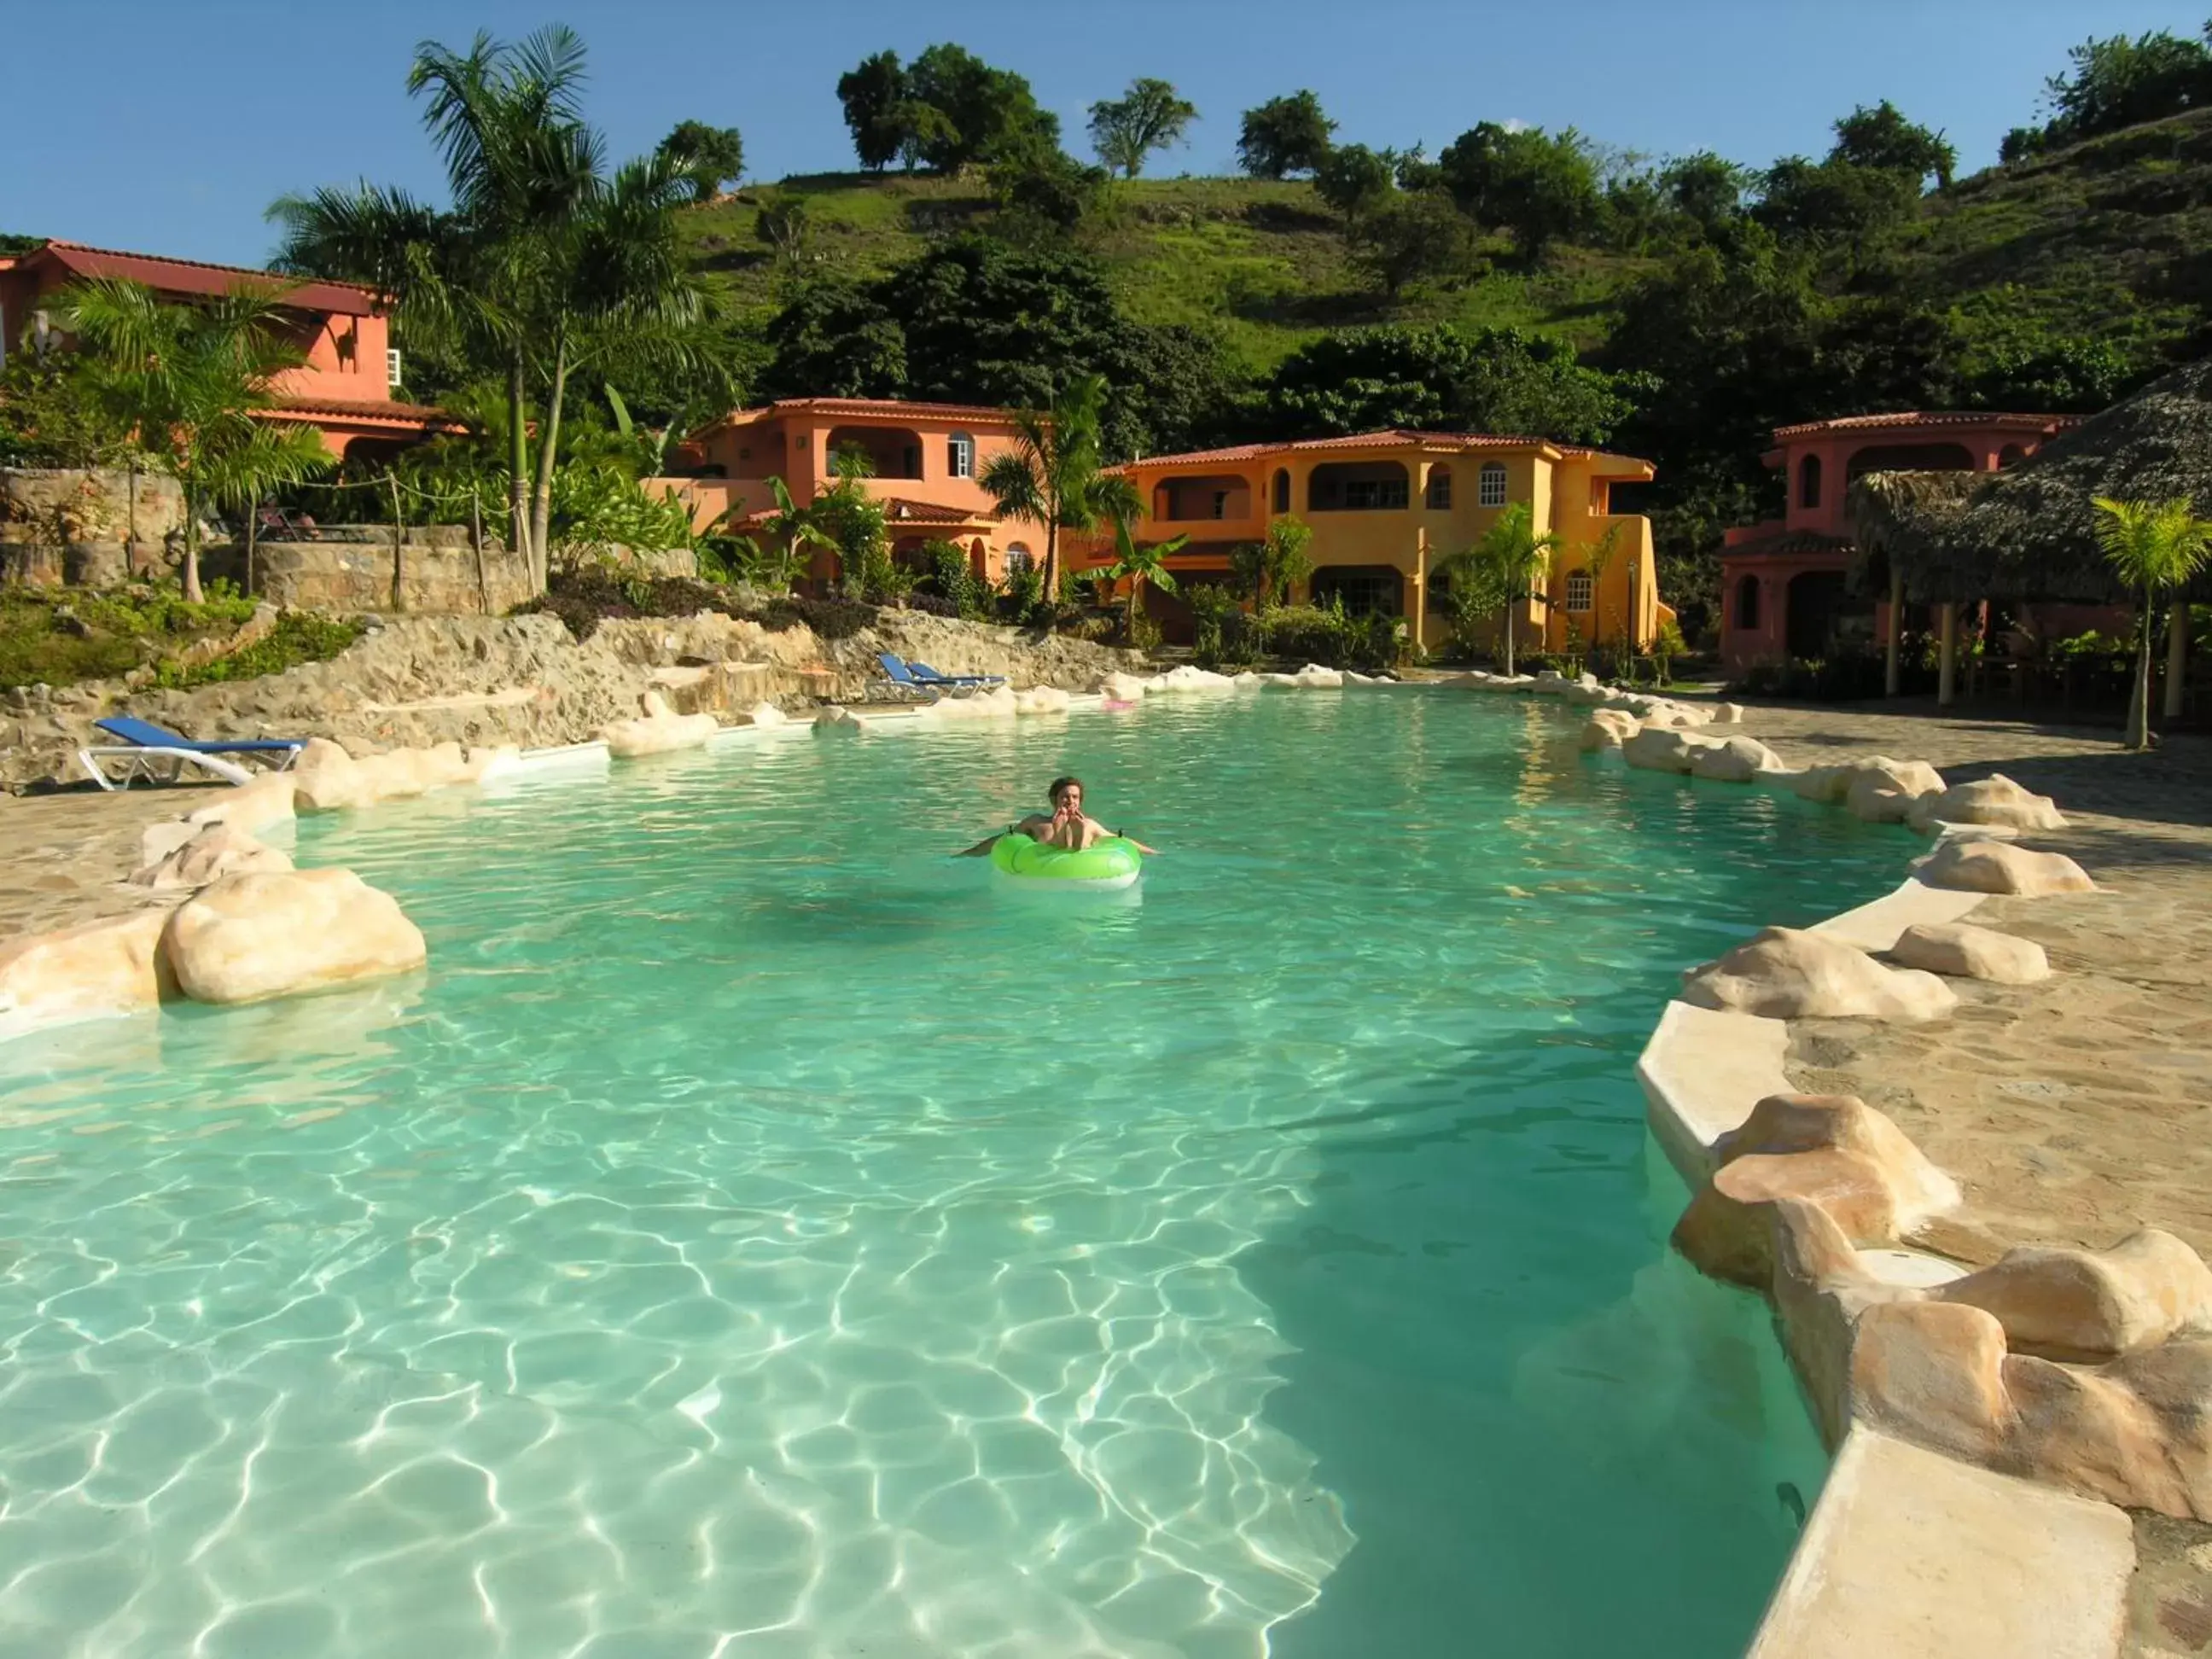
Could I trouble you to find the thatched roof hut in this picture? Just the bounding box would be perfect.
[1844,355,2212,603]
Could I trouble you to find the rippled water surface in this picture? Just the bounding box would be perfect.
[0,691,1920,1658]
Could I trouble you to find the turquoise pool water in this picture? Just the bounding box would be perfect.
[0,691,1917,1658]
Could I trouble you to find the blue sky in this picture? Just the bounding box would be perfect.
[2,0,2199,266]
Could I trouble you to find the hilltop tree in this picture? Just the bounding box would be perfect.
[1088,79,1197,178]
[1313,143,1400,218]
[1438,122,1600,258]
[1753,154,1918,243]
[2007,26,2212,157]
[1237,90,1335,178]
[658,119,745,201]
[836,51,910,171]
[905,44,1058,170]
[1830,101,1954,190]
[1348,192,1479,298]
[1659,151,1750,231]
[61,278,333,602]
[1261,325,1644,445]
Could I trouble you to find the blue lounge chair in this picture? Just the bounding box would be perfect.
[871,653,944,702]
[906,660,1005,689]
[77,716,306,791]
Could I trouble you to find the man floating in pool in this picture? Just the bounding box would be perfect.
[955,776,1158,856]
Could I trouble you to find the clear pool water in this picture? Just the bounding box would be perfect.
[0,691,1918,1659]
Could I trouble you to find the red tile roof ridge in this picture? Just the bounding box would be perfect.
[268,395,459,423]
[1770,410,2083,438]
[712,396,1028,425]
[41,239,378,294]
[1120,428,1650,469]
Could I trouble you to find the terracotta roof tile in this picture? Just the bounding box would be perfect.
[1769,410,2081,439]
[1120,428,1653,470]
[267,396,460,425]
[31,242,381,317]
[1722,528,1856,559]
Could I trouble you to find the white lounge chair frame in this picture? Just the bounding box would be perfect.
[76,746,288,791]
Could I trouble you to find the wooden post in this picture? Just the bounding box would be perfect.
[388,474,406,614]
[1884,566,1903,697]
[245,500,259,597]
[471,490,489,615]
[2167,602,2189,722]
[1937,602,1958,707]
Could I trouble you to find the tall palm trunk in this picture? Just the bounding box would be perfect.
[527,332,571,593]
[507,353,531,585]
[1501,604,1516,676]
[2128,585,2156,750]
[1043,518,1060,604]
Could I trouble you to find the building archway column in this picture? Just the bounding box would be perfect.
[1884,566,1903,697]
[1937,602,1959,707]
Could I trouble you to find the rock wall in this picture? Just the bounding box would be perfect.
[3,607,1150,789]
[1,467,188,556]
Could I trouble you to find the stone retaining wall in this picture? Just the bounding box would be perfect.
[0,466,186,555]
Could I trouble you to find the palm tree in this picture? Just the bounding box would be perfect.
[2093,496,2212,750]
[1439,501,1559,675]
[61,278,334,602]
[978,374,1123,602]
[270,26,707,595]
[725,475,833,591]
[1229,515,1314,612]
[1097,515,1189,638]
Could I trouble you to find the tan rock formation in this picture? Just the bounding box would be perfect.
[1889,922,2052,984]
[1014,685,1073,714]
[1580,709,1640,750]
[742,701,789,729]
[1680,927,1958,1021]
[1689,735,1784,783]
[160,869,427,1004]
[1784,765,1851,804]
[1907,773,2066,834]
[1917,839,2095,896]
[1622,727,1703,773]
[183,771,300,836]
[292,736,375,812]
[598,690,719,759]
[140,818,199,868]
[1938,1231,2212,1362]
[1845,759,1947,824]
[0,909,173,1036]
[131,822,293,891]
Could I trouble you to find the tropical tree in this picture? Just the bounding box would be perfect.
[61,278,334,602]
[1237,91,1335,179]
[1087,79,1197,178]
[731,475,834,591]
[836,51,910,171]
[270,26,710,594]
[658,119,745,201]
[2092,497,2212,749]
[1095,515,1189,637]
[1229,515,1314,611]
[1441,501,1559,674]
[977,372,1121,601]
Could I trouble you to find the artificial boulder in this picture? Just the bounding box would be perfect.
[1679,926,1958,1022]
[1939,1231,2212,1362]
[1917,839,2095,896]
[0,909,173,1036]
[1889,922,2051,984]
[1622,727,1703,774]
[160,869,426,1004]
[291,737,375,812]
[1688,736,1783,783]
[600,690,719,759]
[131,822,293,891]
[1580,710,1640,751]
[1099,672,1150,701]
[1908,773,2066,834]
[1845,758,1947,824]
[1014,685,1073,714]
[1145,665,1235,694]
[1784,765,1851,804]
[183,771,300,836]
[742,701,789,729]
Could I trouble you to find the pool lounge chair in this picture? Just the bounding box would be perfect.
[907,660,1006,689]
[77,716,306,791]
[871,653,944,702]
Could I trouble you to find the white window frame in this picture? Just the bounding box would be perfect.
[1478,463,1508,507]
[1425,469,1452,509]
[1563,570,1594,614]
[386,347,404,388]
[1005,542,1033,572]
[948,432,975,479]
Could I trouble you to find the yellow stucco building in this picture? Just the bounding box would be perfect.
[1073,428,1668,655]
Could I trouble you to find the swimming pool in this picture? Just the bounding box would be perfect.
[0,691,1916,1657]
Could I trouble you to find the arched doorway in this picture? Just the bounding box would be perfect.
[1733,574,1761,632]
[1784,569,1871,659]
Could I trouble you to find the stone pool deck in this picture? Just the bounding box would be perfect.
[1692,696,2212,1659]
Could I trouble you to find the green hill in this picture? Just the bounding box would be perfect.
[680,105,2212,384]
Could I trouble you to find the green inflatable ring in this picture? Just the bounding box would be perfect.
[990,833,1144,889]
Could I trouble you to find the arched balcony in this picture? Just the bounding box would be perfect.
[1154,474,1252,522]
[1307,461,1410,513]
[825,425,927,480]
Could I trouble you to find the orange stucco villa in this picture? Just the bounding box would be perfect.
[0,240,460,459]
[660,399,1043,585]
[1718,410,2080,671]
[1073,429,1668,655]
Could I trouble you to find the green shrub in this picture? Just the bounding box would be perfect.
[151,612,364,689]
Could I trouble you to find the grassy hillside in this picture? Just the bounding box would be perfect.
[679,106,2212,381]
